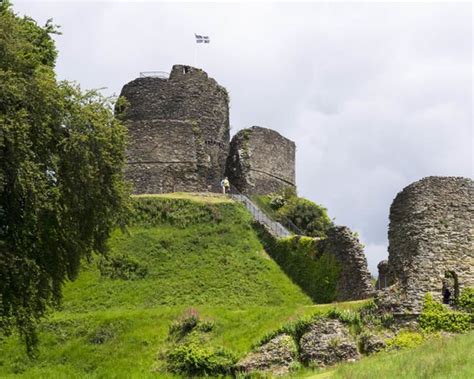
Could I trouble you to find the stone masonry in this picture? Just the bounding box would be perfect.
[375,260,389,290]
[119,65,230,194]
[319,226,374,301]
[382,176,473,313]
[225,126,296,195]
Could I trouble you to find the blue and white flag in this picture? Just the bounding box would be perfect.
[195,34,210,44]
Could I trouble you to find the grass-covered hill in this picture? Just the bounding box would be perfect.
[1,193,367,378]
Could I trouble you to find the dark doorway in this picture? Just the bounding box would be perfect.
[442,271,459,305]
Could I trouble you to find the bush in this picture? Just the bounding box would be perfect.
[164,310,233,376]
[166,341,236,376]
[269,195,286,210]
[457,288,474,313]
[98,254,148,280]
[419,293,472,333]
[168,308,215,341]
[277,197,333,238]
[386,331,424,350]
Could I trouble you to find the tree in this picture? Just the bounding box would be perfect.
[0,1,129,354]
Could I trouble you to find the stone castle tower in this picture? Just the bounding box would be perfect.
[225,126,296,195]
[383,176,473,313]
[119,65,230,194]
[119,65,296,195]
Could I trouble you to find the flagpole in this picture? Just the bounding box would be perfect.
[194,43,197,67]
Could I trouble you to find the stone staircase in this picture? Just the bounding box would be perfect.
[229,193,292,238]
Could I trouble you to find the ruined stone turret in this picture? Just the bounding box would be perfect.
[225,126,296,195]
[385,176,474,313]
[119,65,229,194]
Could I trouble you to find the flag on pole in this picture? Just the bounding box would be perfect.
[195,34,210,44]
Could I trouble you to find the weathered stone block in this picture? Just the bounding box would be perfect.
[236,334,298,376]
[299,319,360,366]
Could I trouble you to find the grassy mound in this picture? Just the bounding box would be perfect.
[0,193,320,377]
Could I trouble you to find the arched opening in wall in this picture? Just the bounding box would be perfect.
[442,271,459,305]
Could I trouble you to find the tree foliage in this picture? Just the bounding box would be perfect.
[0,1,129,354]
[266,189,333,238]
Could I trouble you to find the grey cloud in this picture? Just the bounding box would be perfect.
[15,1,473,275]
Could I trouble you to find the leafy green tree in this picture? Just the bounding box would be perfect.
[0,1,129,354]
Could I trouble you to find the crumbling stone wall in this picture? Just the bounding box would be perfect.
[226,126,296,195]
[319,226,374,301]
[119,65,229,194]
[375,260,389,290]
[384,176,474,313]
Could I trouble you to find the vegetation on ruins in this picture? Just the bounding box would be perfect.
[254,189,333,238]
[419,293,473,333]
[0,1,129,354]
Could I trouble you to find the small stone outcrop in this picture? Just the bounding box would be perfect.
[236,334,298,376]
[299,319,360,366]
[319,226,374,301]
[225,126,296,195]
[380,176,474,314]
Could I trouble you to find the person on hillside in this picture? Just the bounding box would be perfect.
[221,177,230,194]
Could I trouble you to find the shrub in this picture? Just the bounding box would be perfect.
[457,288,474,313]
[166,341,236,376]
[269,195,286,210]
[386,331,424,350]
[419,293,472,333]
[164,310,234,376]
[169,308,202,341]
[98,254,148,280]
[277,197,333,238]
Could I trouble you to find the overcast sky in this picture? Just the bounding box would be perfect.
[14,1,473,275]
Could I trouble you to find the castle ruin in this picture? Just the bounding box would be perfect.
[378,176,474,313]
[119,65,230,194]
[120,65,296,196]
[225,126,296,195]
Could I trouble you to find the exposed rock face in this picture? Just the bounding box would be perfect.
[119,65,229,194]
[376,260,389,290]
[225,126,296,195]
[236,334,297,376]
[299,319,360,366]
[383,176,474,313]
[319,226,374,301]
[359,333,386,355]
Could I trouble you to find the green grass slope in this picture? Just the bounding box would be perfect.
[62,194,311,311]
[0,193,321,378]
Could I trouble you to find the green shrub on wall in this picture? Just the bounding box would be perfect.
[254,224,340,303]
[419,293,472,333]
[254,191,333,238]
